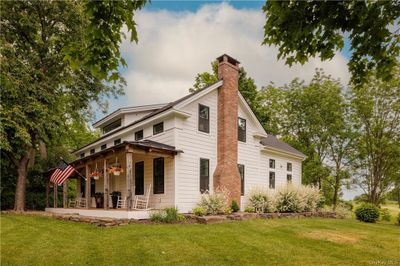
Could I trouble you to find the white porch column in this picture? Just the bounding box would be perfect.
[126,151,133,210]
[63,179,68,208]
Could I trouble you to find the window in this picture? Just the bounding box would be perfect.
[200,159,209,193]
[153,157,164,194]
[198,104,210,133]
[238,117,246,142]
[135,130,143,140]
[269,159,275,169]
[90,149,95,155]
[287,174,292,183]
[153,122,164,135]
[101,144,107,150]
[269,172,275,189]
[114,139,121,145]
[102,119,121,134]
[287,162,292,171]
[90,179,96,197]
[80,153,85,158]
[135,161,144,195]
[238,164,245,196]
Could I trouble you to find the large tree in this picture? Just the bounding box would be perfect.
[350,74,400,205]
[0,1,122,211]
[190,61,268,127]
[262,1,400,85]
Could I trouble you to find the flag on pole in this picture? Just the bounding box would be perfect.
[50,161,75,185]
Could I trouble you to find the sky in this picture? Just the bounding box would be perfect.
[94,1,361,200]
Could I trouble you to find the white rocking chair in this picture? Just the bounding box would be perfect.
[133,184,151,210]
[117,196,127,209]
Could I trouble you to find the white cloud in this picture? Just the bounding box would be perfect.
[119,3,350,106]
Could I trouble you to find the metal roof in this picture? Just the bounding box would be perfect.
[260,135,306,158]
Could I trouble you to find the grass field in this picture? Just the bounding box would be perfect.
[1,214,399,266]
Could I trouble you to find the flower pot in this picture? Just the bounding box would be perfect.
[94,194,104,208]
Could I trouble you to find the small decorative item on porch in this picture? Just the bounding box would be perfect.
[110,191,121,209]
[94,192,104,208]
[90,163,102,180]
[108,157,124,176]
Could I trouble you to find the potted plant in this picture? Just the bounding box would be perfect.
[90,170,102,180]
[94,192,104,208]
[110,191,121,209]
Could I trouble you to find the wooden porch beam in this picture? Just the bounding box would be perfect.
[104,159,109,210]
[126,151,133,210]
[63,179,68,208]
[53,184,58,208]
[85,164,90,209]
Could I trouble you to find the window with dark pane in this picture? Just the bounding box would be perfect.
[238,164,245,196]
[135,130,143,140]
[153,122,164,135]
[238,117,246,142]
[135,161,144,195]
[153,157,164,194]
[102,119,121,134]
[287,162,292,172]
[269,159,275,169]
[287,174,292,183]
[101,144,107,150]
[269,171,275,189]
[198,104,210,133]
[114,139,121,145]
[80,153,85,158]
[199,159,209,193]
[90,149,95,155]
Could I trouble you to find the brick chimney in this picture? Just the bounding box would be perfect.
[213,54,241,206]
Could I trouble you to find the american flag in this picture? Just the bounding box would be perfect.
[50,161,75,185]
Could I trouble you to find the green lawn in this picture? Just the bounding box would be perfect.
[1,215,399,266]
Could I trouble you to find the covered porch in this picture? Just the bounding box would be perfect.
[45,140,179,219]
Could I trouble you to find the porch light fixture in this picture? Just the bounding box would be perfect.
[108,157,124,176]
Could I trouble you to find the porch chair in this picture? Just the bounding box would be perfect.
[68,194,84,208]
[133,184,151,210]
[116,196,127,209]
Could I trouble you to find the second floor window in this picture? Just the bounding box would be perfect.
[101,144,107,150]
[80,153,85,158]
[135,130,143,140]
[114,139,121,145]
[269,171,275,189]
[238,117,246,142]
[102,119,121,134]
[287,162,292,171]
[153,122,164,135]
[269,159,275,169]
[198,104,210,133]
[90,149,95,155]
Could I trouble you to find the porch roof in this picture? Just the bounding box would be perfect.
[70,140,182,165]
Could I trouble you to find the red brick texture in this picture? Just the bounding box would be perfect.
[213,55,241,206]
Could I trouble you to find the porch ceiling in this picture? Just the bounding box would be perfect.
[71,140,182,167]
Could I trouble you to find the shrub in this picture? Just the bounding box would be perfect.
[397,213,400,225]
[275,185,304,213]
[355,203,380,223]
[224,207,232,214]
[192,207,206,216]
[380,208,391,221]
[231,200,240,212]
[198,188,229,215]
[339,200,354,211]
[150,207,184,223]
[334,203,353,219]
[244,206,255,213]
[247,186,275,213]
[298,185,323,212]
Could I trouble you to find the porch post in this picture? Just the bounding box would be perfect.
[63,179,68,208]
[77,176,81,197]
[126,151,133,210]
[53,184,58,208]
[85,164,90,209]
[45,179,50,208]
[104,158,109,210]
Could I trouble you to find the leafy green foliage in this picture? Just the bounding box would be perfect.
[231,200,240,213]
[380,208,391,222]
[355,203,380,223]
[64,0,147,81]
[150,207,185,223]
[397,213,400,225]
[262,1,400,85]
[192,207,206,216]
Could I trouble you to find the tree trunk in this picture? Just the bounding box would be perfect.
[332,175,340,210]
[13,147,34,211]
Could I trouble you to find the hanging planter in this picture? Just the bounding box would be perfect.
[108,157,124,176]
[90,163,102,180]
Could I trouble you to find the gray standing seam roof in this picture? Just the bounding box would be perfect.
[260,135,306,158]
